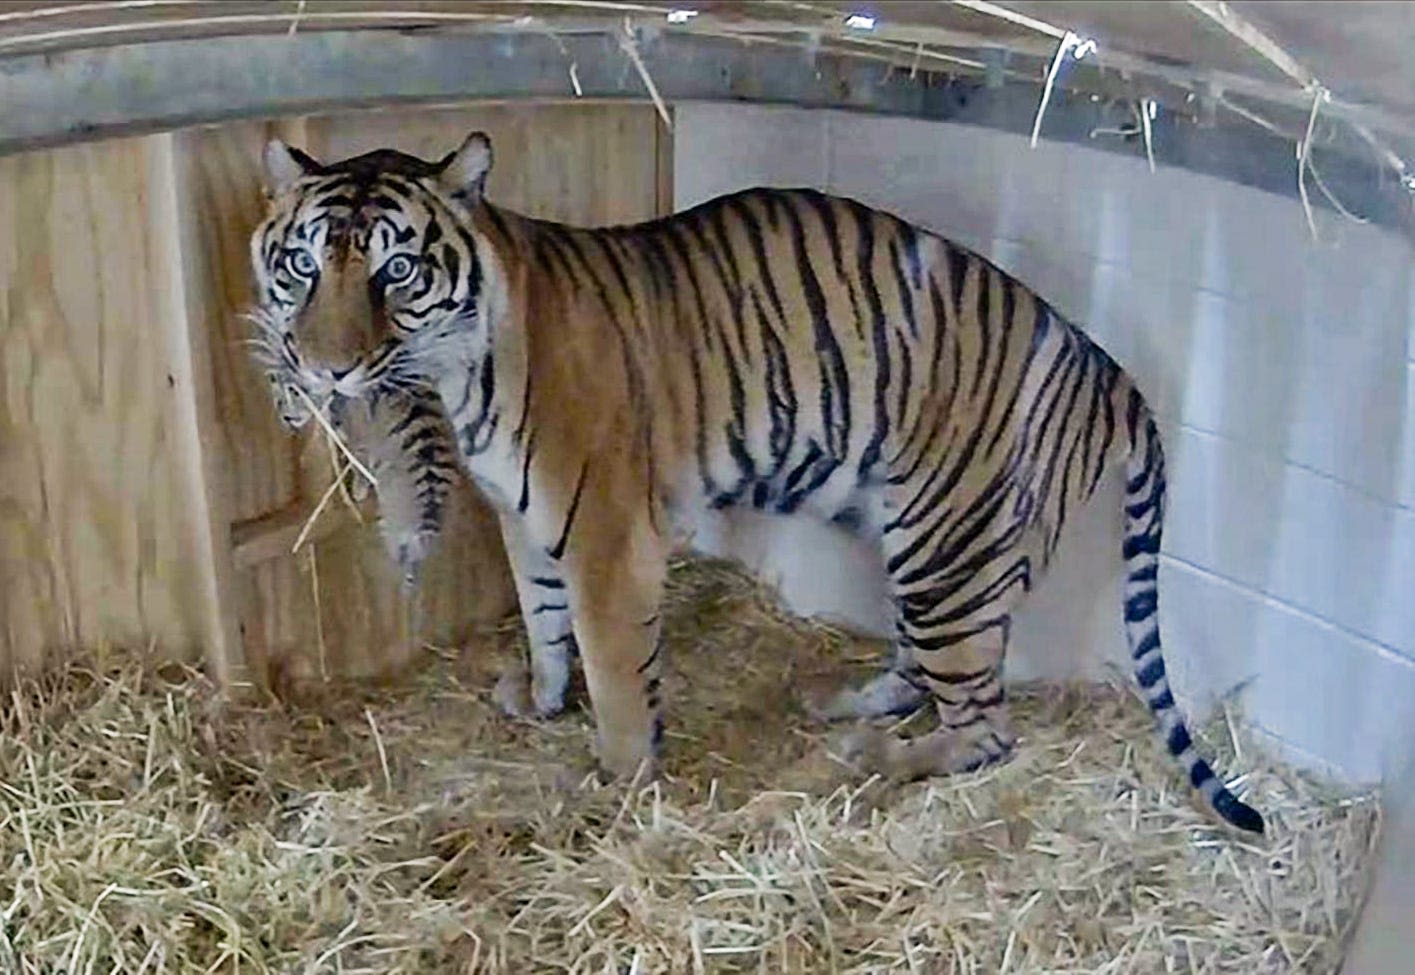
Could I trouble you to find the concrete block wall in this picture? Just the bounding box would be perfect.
[673,102,1415,789]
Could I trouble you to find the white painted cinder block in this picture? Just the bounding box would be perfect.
[1160,559,1415,785]
[1263,468,1412,657]
[1401,362,1415,511]
[672,103,827,210]
[672,102,1415,789]
[1345,748,1415,975]
[1161,423,1286,594]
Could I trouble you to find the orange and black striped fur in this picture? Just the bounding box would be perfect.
[248,131,1263,833]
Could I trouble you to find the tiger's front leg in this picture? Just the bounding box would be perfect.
[492,513,577,719]
[561,512,668,780]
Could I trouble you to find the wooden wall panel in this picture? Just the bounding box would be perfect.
[177,120,306,525]
[173,120,321,687]
[307,102,666,224]
[0,137,213,671]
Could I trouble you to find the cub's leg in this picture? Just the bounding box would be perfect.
[492,512,577,719]
[562,510,668,779]
[810,645,928,720]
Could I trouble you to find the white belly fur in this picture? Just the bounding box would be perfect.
[673,504,894,639]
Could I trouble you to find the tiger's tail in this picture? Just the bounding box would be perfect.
[1121,390,1264,833]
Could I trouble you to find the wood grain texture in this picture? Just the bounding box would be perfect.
[308,102,667,225]
[175,121,305,524]
[173,120,324,690]
[0,136,212,672]
[288,430,516,679]
[151,131,245,685]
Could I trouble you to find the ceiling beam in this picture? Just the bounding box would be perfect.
[0,28,1405,236]
[1185,1,1316,90]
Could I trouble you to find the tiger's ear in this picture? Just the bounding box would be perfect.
[438,131,493,206]
[262,139,319,195]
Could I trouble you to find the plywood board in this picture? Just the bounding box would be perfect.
[307,102,667,225]
[175,121,306,525]
[0,136,214,672]
[289,431,516,680]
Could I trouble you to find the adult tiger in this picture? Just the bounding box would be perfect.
[247,131,1263,833]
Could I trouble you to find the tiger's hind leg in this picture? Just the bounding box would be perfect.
[837,490,1029,779]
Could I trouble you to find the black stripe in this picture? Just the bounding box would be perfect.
[1136,656,1165,689]
[1129,564,1158,584]
[512,372,534,447]
[1124,590,1158,622]
[799,191,864,340]
[854,202,891,478]
[681,214,737,356]
[423,217,443,247]
[1131,627,1160,660]
[548,462,590,560]
[1123,531,1161,559]
[534,231,582,288]
[482,205,514,243]
[517,429,536,513]
[888,236,920,339]
[912,662,995,685]
[754,289,797,476]
[637,641,664,675]
[782,198,850,461]
[708,204,754,365]
[899,221,923,290]
[1166,723,1192,756]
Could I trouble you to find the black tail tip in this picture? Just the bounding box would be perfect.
[1213,791,1265,834]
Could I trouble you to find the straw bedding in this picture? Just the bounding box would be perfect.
[0,557,1381,973]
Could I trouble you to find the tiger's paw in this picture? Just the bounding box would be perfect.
[492,664,567,720]
[833,724,1014,781]
[592,745,658,785]
[531,677,568,719]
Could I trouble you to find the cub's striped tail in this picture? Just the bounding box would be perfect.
[1123,392,1265,834]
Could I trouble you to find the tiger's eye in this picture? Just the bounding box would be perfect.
[285,249,318,277]
[383,254,419,286]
